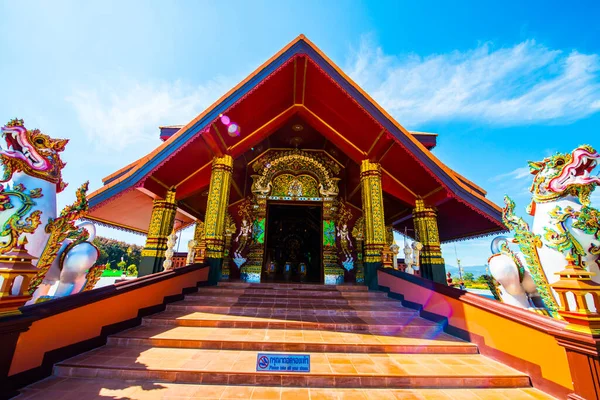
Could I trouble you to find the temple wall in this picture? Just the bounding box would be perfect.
[377,268,573,399]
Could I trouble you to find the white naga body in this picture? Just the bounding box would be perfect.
[488,238,542,309]
[13,170,99,301]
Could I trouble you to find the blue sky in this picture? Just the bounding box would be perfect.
[1,0,599,267]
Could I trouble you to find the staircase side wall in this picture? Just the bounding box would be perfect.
[378,268,572,399]
[0,264,209,397]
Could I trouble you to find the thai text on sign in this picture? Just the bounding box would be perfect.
[256,353,310,372]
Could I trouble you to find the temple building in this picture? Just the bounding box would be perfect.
[86,35,504,287]
[6,36,598,400]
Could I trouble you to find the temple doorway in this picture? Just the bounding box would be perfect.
[263,203,322,283]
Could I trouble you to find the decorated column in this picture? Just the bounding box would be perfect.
[221,214,236,281]
[242,195,266,283]
[204,155,233,285]
[139,188,177,276]
[192,221,206,263]
[352,217,365,283]
[412,198,446,284]
[360,160,386,290]
[323,200,343,285]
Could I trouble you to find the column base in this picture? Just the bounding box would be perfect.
[221,266,230,281]
[364,262,382,291]
[206,257,223,286]
[355,262,365,284]
[138,255,165,277]
[420,262,447,285]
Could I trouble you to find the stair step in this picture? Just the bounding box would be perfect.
[218,282,368,291]
[142,311,438,334]
[196,287,385,298]
[186,291,390,298]
[182,296,403,307]
[18,377,557,399]
[108,326,477,354]
[55,347,530,389]
[167,302,414,318]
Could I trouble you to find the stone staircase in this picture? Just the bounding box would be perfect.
[17,282,555,399]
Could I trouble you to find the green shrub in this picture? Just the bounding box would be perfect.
[117,260,127,271]
[126,264,138,277]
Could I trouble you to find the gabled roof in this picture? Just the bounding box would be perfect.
[87,35,504,241]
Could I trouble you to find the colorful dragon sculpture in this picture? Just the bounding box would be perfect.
[489,145,600,317]
[0,119,101,302]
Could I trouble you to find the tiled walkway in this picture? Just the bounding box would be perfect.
[15,282,556,399]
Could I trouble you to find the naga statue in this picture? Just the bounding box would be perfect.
[489,145,600,317]
[0,119,100,302]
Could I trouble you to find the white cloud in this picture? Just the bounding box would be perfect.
[346,36,600,127]
[490,166,531,182]
[67,77,235,151]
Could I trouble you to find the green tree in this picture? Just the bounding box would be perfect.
[92,236,143,267]
[463,272,475,282]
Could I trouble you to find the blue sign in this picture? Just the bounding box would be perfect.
[256,353,310,372]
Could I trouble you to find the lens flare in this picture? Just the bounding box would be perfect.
[227,124,240,137]
[219,113,241,137]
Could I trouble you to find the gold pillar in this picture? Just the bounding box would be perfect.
[203,155,233,259]
[139,188,177,276]
[412,198,446,284]
[360,160,386,263]
[360,160,386,290]
[193,221,206,263]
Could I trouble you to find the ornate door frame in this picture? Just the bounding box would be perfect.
[238,149,346,284]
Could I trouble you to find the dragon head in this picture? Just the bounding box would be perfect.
[528,145,600,206]
[0,119,68,192]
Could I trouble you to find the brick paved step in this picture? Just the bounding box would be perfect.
[17,377,557,400]
[190,286,388,300]
[107,326,478,354]
[55,347,531,389]
[142,311,438,334]
[182,295,403,307]
[167,301,415,318]
[217,282,369,291]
